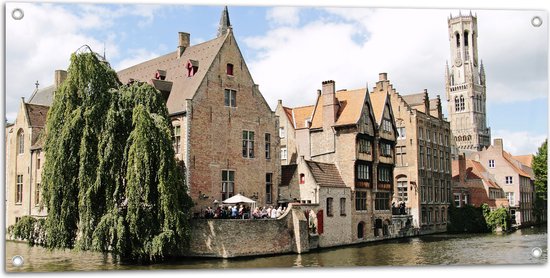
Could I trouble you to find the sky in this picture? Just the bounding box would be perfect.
[3,0,548,156]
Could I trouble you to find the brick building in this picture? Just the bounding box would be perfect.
[277,79,398,240]
[468,139,536,227]
[6,7,280,221]
[380,73,453,233]
[452,154,509,209]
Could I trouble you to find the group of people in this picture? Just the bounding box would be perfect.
[201,205,287,220]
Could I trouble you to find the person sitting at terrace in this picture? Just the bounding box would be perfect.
[252,207,261,219]
[231,205,238,219]
[261,207,268,218]
[270,206,277,219]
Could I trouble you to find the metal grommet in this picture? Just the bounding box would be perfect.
[531,247,543,258]
[12,255,24,267]
[531,16,542,27]
[12,8,24,20]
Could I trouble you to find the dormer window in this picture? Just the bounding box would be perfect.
[187,60,199,77]
[226,63,234,76]
[155,69,167,80]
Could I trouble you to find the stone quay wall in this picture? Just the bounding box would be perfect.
[186,205,309,258]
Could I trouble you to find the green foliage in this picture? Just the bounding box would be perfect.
[533,140,547,200]
[41,51,192,263]
[7,216,45,246]
[447,204,490,233]
[482,204,511,232]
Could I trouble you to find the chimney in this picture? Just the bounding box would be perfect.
[178,32,190,58]
[458,153,466,183]
[379,72,388,81]
[493,138,503,150]
[54,70,67,88]
[321,80,337,127]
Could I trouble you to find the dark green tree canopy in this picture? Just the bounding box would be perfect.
[38,50,192,263]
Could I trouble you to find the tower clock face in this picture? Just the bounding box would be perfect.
[454,57,462,67]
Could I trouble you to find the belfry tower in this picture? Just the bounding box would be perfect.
[445,12,490,152]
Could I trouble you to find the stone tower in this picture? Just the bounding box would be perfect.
[445,12,490,152]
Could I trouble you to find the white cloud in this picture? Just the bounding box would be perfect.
[492,130,546,155]
[266,7,301,26]
[4,3,163,122]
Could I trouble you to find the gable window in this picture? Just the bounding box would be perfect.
[355,191,367,211]
[172,125,181,154]
[17,130,24,155]
[375,192,390,211]
[382,119,392,133]
[326,198,334,217]
[242,131,255,158]
[489,159,495,168]
[299,173,305,184]
[226,63,234,76]
[264,133,271,159]
[505,176,513,184]
[281,147,287,160]
[356,163,370,181]
[397,127,406,140]
[358,138,372,154]
[266,173,273,204]
[221,170,235,200]
[187,60,198,77]
[380,142,392,157]
[15,175,23,204]
[340,198,346,216]
[224,89,237,107]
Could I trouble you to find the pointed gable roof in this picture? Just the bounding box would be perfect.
[305,160,346,188]
[28,85,56,107]
[370,91,390,125]
[502,151,531,178]
[117,34,227,115]
[309,88,368,129]
[513,155,534,168]
[452,159,502,189]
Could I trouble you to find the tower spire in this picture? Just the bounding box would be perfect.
[217,6,231,37]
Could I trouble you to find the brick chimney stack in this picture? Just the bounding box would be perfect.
[54,70,67,88]
[493,138,503,150]
[322,80,337,128]
[458,153,466,182]
[178,32,190,58]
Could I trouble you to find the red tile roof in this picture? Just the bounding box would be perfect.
[310,88,367,129]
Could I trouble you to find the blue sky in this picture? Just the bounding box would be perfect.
[3,1,548,155]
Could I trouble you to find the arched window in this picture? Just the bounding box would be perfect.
[454,96,459,112]
[459,95,465,111]
[455,33,460,47]
[464,31,469,46]
[17,129,24,155]
[467,135,472,141]
[299,173,305,184]
[357,222,365,239]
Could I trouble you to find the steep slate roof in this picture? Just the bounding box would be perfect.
[117,34,227,114]
[292,105,314,129]
[305,160,346,188]
[281,164,298,186]
[28,85,55,107]
[310,88,367,129]
[25,103,49,127]
[370,91,389,125]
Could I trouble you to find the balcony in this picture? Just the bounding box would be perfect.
[392,206,410,216]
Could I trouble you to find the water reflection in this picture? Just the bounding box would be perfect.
[6,226,547,272]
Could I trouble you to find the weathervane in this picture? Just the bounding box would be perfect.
[35,80,39,89]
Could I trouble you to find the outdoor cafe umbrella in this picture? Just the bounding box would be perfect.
[222,194,256,219]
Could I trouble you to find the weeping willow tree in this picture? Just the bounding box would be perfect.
[40,49,192,263]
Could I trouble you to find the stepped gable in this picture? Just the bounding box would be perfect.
[310,88,367,129]
[305,160,346,188]
[117,34,227,115]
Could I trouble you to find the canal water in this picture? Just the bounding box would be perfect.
[5,225,547,272]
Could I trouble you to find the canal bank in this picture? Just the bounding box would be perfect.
[5,225,546,271]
